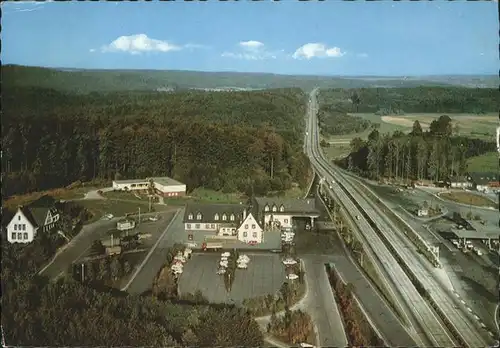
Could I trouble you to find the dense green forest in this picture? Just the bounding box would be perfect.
[7,65,498,94]
[341,116,497,181]
[317,103,373,136]
[2,86,311,198]
[318,87,499,114]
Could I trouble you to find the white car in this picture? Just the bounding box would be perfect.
[221,252,231,257]
[149,215,159,221]
[171,264,183,271]
[220,261,229,267]
[238,255,250,263]
[174,256,186,263]
[220,256,228,262]
[237,263,248,269]
[185,242,197,248]
[286,274,299,280]
[216,268,226,275]
[283,258,297,266]
[172,268,183,275]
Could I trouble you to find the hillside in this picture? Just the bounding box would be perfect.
[2,86,310,198]
[5,65,498,94]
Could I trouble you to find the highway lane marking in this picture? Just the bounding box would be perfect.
[121,208,181,291]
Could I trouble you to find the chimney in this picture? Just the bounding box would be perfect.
[243,208,247,220]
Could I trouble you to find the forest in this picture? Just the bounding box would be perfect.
[317,103,373,136]
[5,65,488,94]
[318,87,499,114]
[340,115,497,182]
[2,86,311,198]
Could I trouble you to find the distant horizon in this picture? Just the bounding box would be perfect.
[8,64,499,79]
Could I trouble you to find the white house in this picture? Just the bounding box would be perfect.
[237,212,264,244]
[6,195,60,244]
[112,176,186,197]
[183,203,265,244]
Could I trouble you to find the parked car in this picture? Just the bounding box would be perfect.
[283,258,297,266]
[237,263,248,269]
[286,274,299,280]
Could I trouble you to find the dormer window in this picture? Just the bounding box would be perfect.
[196,213,202,220]
[279,205,285,212]
[230,214,235,221]
[272,205,277,212]
[215,213,219,221]
[264,204,270,212]
[222,214,227,221]
[188,213,193,220]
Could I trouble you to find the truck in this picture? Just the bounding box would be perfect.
[201,242,223,251]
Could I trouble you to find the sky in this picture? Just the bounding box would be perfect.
[2,0,498,76]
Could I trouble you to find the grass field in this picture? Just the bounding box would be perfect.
[467,152,499,173]
[439,191,497,208]
[78,199,171,223]
[3,187,88,211]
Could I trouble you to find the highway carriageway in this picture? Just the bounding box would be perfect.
[306,107,489,346]
[304,91,488,347]
[338,173,491,347]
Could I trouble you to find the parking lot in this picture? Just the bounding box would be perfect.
[178,253,286,304]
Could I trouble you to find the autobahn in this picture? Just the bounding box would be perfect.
[304,88,491,347]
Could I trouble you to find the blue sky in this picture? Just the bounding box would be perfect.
[2,0,498,76]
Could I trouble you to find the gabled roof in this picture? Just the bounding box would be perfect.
[183,203,247,224]
[252,197,319,214]
[19,206,39,228]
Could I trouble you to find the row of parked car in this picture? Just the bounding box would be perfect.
[170,248,193,276]
[216,252,251,275]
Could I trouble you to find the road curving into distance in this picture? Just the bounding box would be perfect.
[304,88,491,348]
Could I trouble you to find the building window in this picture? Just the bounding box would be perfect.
[211,224,215,229]
[197,213,202,220]
[264,205,270,212]
[187,224,191,229]
[222,214,227,221]
[188,234,193,241]
[243,232,248,237]
[18,215,21,221]
[215,214,219,221]
[252,232,257,238]
[205,224,210,229]
[14,224,17,231]
[251,224,256,229]
[23,233,28,240]
[245,224,249,229]
[195,224,200,229]
[272,205,277,212]
[279,205,285,212]
[22,224,26,231]
[230,214,235,221]
[17,233,22,240]
[11,233,16,240]
[188,213,193,220]
[284,219,288,224]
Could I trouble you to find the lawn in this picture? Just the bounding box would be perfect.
[102,191,144,201]
[439,191,497,208]
[3,187,88,211]
[78,199,171,223]
[467,152,499,173]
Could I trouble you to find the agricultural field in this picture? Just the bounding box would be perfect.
[467,152,499,173]
[379,113,498,140]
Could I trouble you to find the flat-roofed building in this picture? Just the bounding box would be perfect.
[112,176,186,197]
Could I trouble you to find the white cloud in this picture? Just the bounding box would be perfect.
[222,41,279,60]
[292,43,345,60]
[89,48,96,53]
[357,53,368,58]
[239,40,264,50]
[100,34,184,55]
